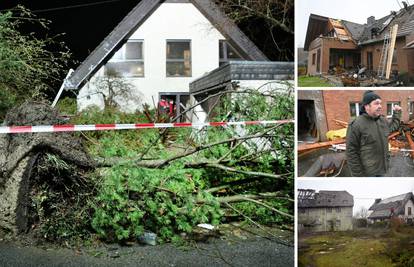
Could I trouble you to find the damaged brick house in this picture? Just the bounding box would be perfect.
[298,189,354,232]
[304,3,414,77]
[298,90,414,142]
[368,192,414,223]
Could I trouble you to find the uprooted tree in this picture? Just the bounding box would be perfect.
[0,84,294,244]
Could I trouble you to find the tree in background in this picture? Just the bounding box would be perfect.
[0,6,70,119]
[217,0,294,61]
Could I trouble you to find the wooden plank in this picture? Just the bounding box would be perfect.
[298,138,346,153]
[404,131,414,158]
[385,24,398,80]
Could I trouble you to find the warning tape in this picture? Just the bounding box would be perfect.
[0,120,294,134]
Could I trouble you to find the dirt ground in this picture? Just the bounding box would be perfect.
[298,227,414,267]
[0,224,294,267]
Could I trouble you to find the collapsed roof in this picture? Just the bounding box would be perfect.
[298,189,354,208]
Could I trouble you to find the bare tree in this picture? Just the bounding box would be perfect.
[92,69,142,110]
[355,207,369,218]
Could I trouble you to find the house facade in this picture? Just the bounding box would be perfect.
[368,192,414,223]
[298,90,414,142]
[298,189,354,232]
[304,4,414,77]
[63,0,268,114]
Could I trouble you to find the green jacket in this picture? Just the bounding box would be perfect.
[346,112,401,177]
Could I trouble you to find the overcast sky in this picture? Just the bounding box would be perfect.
[296,0,406,47]
[297,179,414,215]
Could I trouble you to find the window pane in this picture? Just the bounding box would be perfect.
[105,61,144,77]
[350,103,356,117]
[166,61,191,76]
[125,42,143,60]
[167,42,190,59]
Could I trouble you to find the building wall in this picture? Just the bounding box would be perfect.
[78,2,225,112]
[322,90,414,132]
[298,206,353,232]
[360,37,410,75]
[298,90,329,141]
[404,199,414,221]
[307,38,358,75]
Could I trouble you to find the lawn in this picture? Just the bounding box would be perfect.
[299,228,414,267]
[297,76,334,87]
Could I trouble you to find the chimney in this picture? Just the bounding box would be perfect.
[367,16,375,25]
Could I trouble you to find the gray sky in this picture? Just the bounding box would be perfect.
[296,0,405,47]
[297,179,414,215]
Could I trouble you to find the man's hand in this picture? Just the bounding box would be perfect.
[393,105,402,112]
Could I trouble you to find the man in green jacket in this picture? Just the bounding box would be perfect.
[346,90,401,177]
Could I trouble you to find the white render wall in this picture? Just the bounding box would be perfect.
[78,3,225,112]
[404,200,414,220]
[298,207,353,232]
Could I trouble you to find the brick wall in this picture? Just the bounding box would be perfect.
[322,90,414,131]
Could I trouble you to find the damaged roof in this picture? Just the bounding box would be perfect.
[368,192,414,219]
[305,3,414,49]
[64,0,268,91]
[304,14,363,50]
[298,190,354,208]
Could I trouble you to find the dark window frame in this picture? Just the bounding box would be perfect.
[166,40,192,77]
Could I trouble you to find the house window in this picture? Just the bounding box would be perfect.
[166,40,191,77]
[219,40,244,66]
[312,53,316,65]
[336,220,341,227]
[409,207,412,215]
[327,208,332,213]
[350,102,361,118]
[410,102,414,115]
[387,101,401,118]
[367,52,373,71]
[392,48,397,64]
[105,40,144,77]
[336,207,341,213]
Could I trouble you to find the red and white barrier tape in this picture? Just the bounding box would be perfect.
[0,120,294,134]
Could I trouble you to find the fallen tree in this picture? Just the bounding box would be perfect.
[0,86,293,244]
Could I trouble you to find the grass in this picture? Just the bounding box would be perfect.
[299,230,401,267]
[297,76,333,87]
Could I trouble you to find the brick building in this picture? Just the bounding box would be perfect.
[298,90,414,142]
[304,4,414,77]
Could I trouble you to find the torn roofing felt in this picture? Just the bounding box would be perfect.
[298,190,354,208]
[64,0,268,91]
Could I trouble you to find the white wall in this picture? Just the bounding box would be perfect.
[78,3,224,112]
[405,199,414,219]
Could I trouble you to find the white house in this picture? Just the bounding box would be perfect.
[63,0,269,114]
[368,192,414,224]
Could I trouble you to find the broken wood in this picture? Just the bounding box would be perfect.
[298,139,346,154]
[404,131,414,158]
[332,119,348,128]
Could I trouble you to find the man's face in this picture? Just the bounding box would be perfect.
[364,99,382,117]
